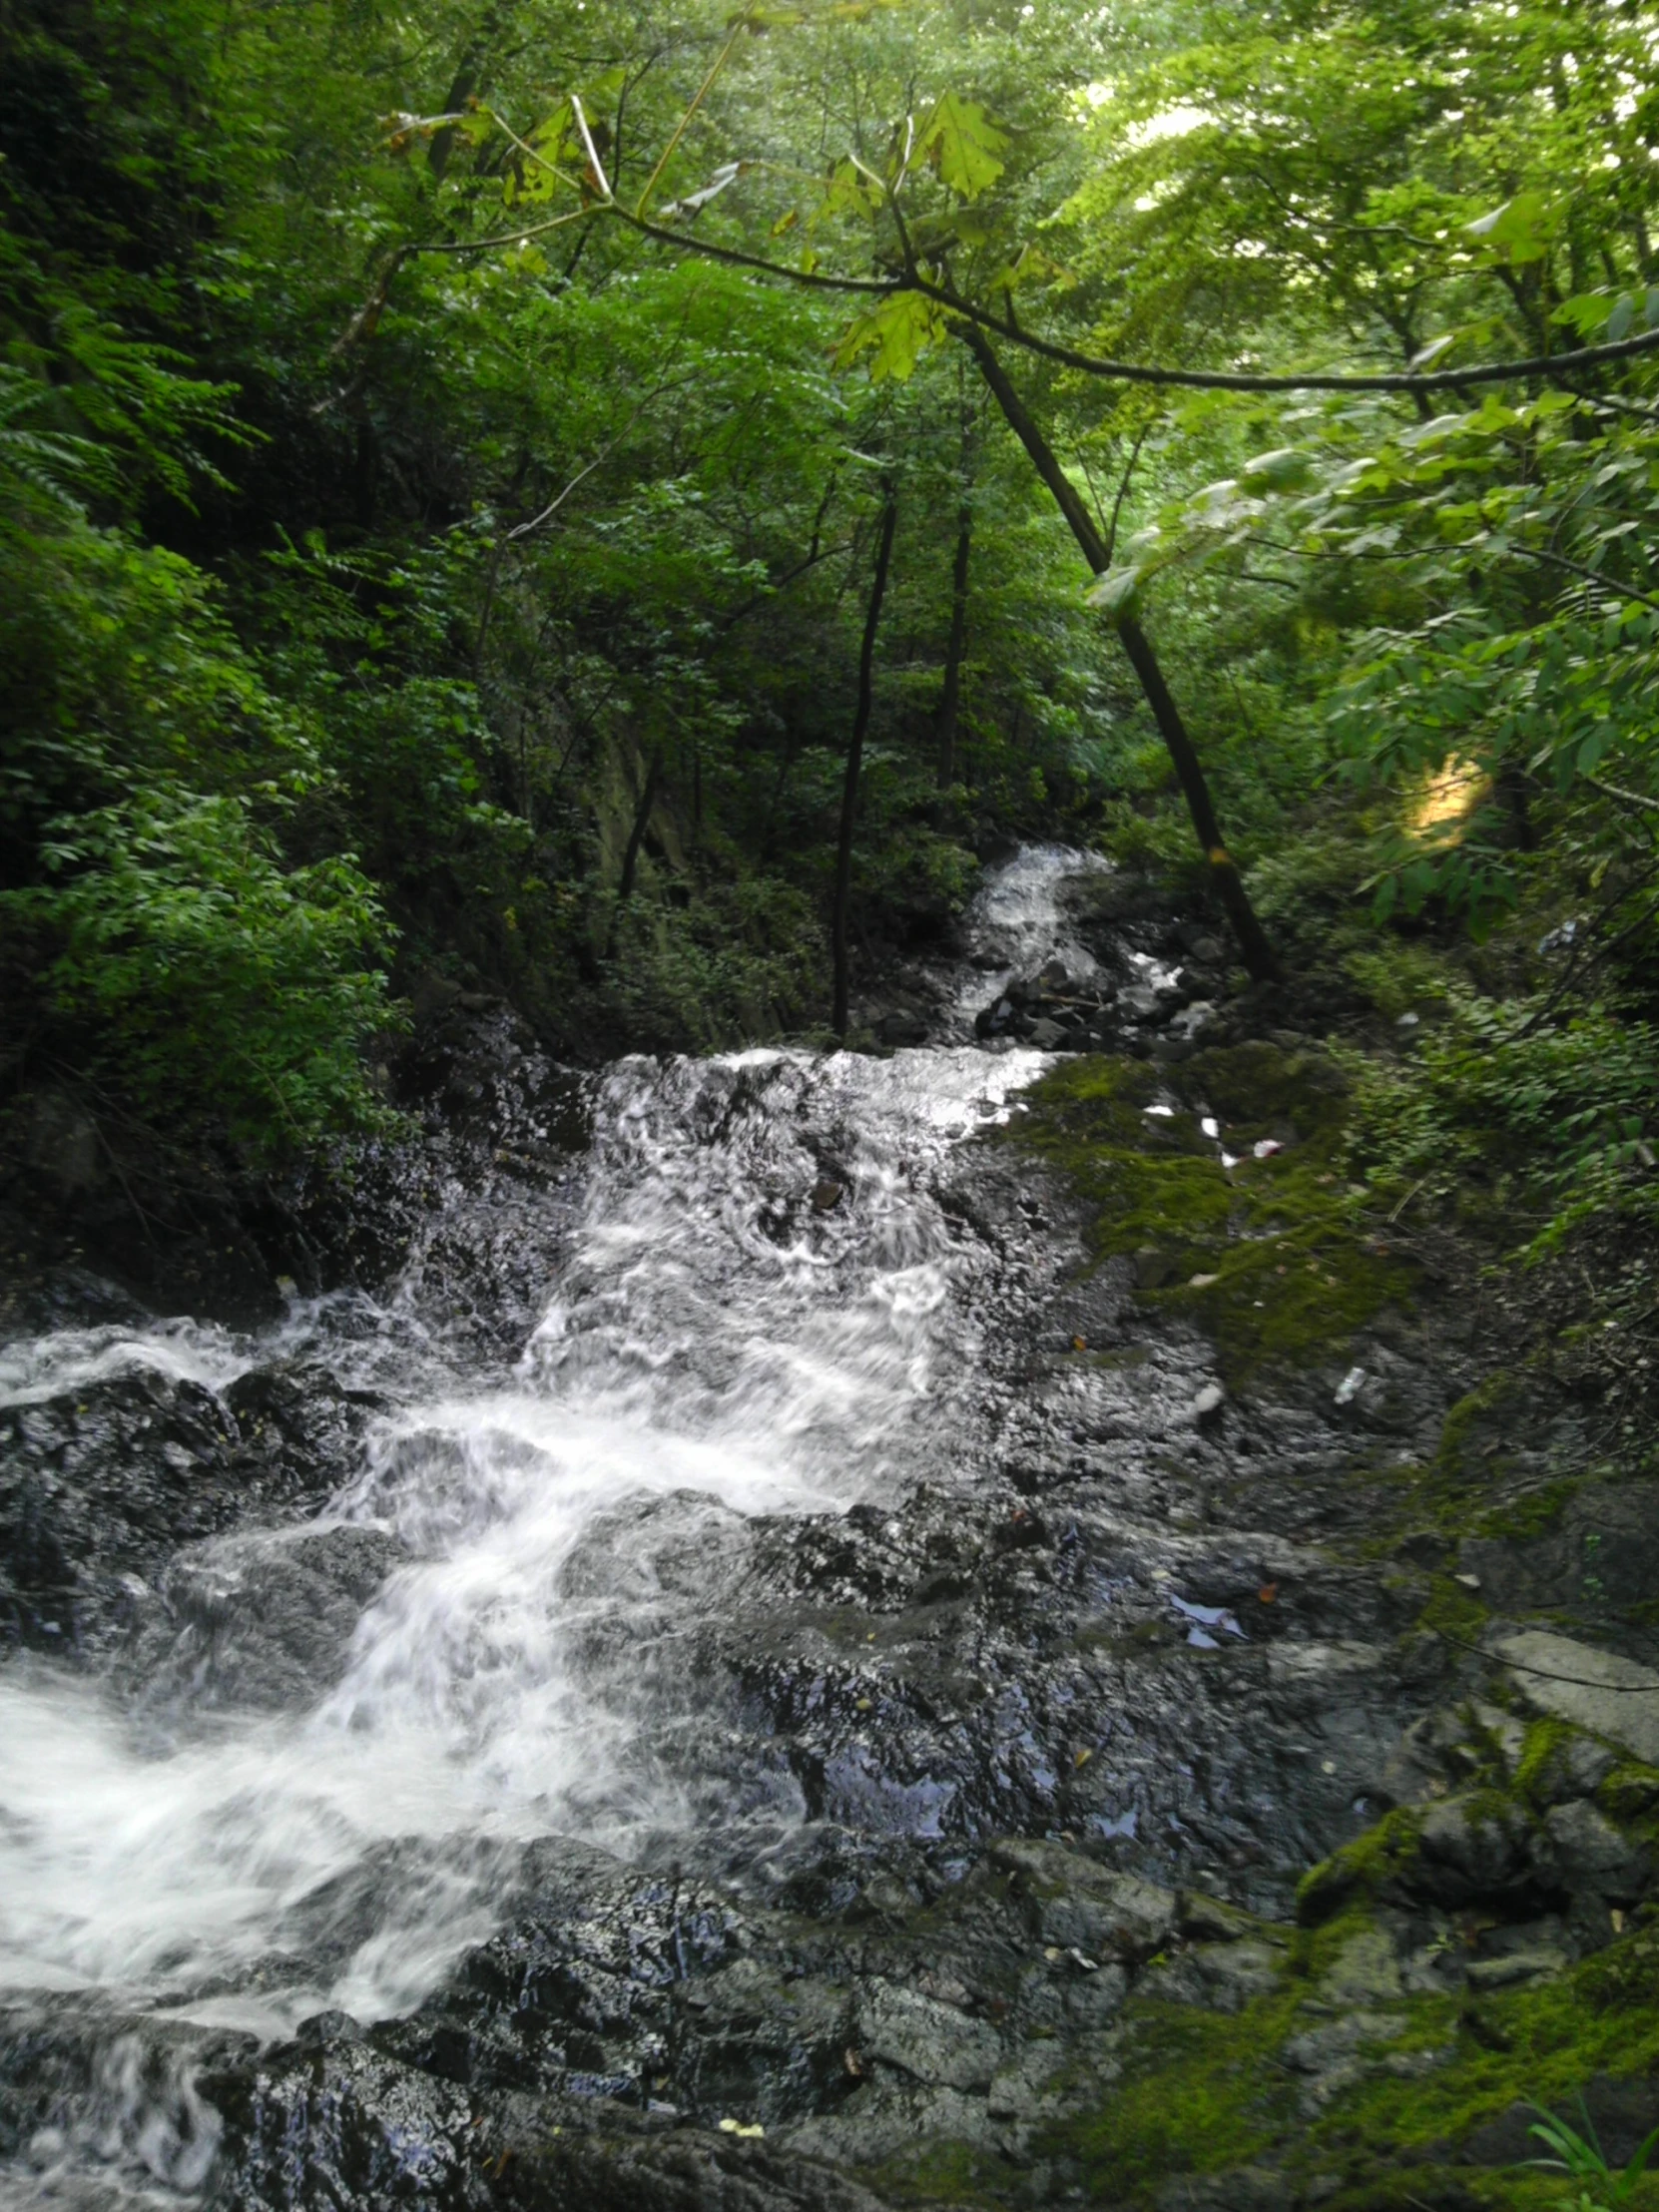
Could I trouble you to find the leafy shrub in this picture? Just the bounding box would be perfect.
[604,874,827,1050]
[6,792,396,1154]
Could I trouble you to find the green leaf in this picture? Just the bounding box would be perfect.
[1464,191,1551,265]
[1240,445,1312,489]
[530,100,575,158]
[834,290,945,379]
[818,156,884,225]
[916,93,1008,201]
[1554,291,1614,338]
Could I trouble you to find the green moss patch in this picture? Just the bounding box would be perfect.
[1297,1808,1425,1927]
[1080,1928,1659,2207]
[1004,1044,1408,1384]
[853,1911,1659,2212]
[867,2137,1001,2207]
[1051,1987,1303,2196]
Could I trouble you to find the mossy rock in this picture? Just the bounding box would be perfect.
[1297,1810,1425,1927]
[1601,1764,1659,1822]
[854,1913,1659,2211]
[1003,1044,1408,1385]
[1041,1987,1303,2202]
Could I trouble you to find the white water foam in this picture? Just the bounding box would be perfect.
[944,841,1113,1029]
[0,1046,1047,2039]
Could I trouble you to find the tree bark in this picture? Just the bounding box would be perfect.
[935,499,972,790]
[832,490,898,1038]
[429,5,509,182]
[956,323,1280,982]
[609,746,662,956]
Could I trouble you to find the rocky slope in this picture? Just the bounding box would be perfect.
[2,857,1657,2212]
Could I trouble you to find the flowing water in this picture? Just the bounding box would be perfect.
[0,848,1110,2206]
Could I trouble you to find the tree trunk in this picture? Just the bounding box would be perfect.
[608,746,662,955]
[430,5,509,182]
[832,490,898,1038]
[935,500,972,790]
[956,323,1280,982]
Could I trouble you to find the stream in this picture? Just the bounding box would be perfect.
[11,843,1596,2212]
[0,849,1120,2207]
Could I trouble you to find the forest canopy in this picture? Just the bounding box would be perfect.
[3,0,1657,1255]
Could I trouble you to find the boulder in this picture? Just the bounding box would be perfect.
[1533,1800,1650,1900]
[852,1979,1001,2092]
[990,1839,1178,1962]
[1413,1795,1533,1903]
[1491,1631,1659,1766]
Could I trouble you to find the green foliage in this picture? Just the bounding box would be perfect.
[5,0,1659,1182]
[7,794,393,1153]
[1344,1000,1659,1256]
[1526,2098,1659,2212]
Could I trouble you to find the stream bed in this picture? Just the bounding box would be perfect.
[3,848,1653,2212]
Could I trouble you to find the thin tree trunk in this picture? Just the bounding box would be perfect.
[935,500,972,789]
[832,488,898,1038]
[608,746,662,955]
[429,4,509,181]
[956,324,1280,982]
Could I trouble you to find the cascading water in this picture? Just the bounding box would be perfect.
[945,842,1113,1028]
[0,850,1107,2208]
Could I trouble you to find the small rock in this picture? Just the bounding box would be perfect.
[1415,1793,1533,1900]
[876,1013,928,1046]
[1464,1948,1567,1991]
[1535,1799,1649,1899]
[1544,1734,1619,1804]
[1191,1382,1226,1426]
[1177,1892,1261,1944]
[991,1839,1178,1961]
[1393,1529,1447,1570]
[811,1180,844,1213]
[853,1979,1002,2092]
[1491,1630,1659,1767]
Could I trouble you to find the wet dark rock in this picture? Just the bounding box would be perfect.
[119,1522,407,1714]
[1533,1800,1650,1900]
[497,2127,893,2212]
[390,1840,750,2112]
[874,1015,928,1047]
[222,1363,381,1503]
[209,2031,481,2211]
[0,1365,374,1657]
[991,1839,1177,1962]
[1412,1795,1536,1905]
